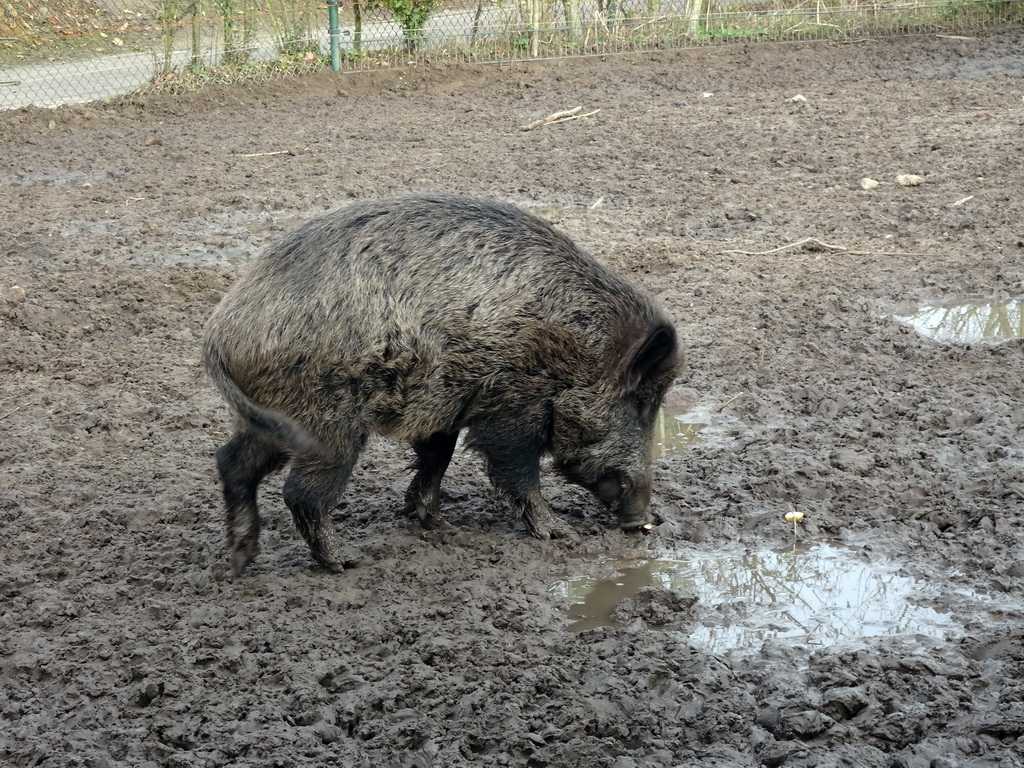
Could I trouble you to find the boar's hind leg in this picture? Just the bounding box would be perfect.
[282,437,364,572]
[405,431,459,530]
[216,430,288,576]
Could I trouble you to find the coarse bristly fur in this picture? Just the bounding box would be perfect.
[203,193,683,574]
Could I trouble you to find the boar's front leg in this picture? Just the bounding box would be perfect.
[469,425,574,540]
[516,485,573,540]
[405,431,459,529]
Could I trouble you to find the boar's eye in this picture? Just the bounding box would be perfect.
[631,393,658,422]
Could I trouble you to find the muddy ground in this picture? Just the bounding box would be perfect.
[2,27,1024,767]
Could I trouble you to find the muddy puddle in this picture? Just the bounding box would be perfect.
[653,406,706,458]
[893,297,1023,343]
[552,543,984,654]
[522,198,615,223]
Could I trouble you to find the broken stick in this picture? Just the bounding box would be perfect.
[545,109,600,128]
[522,106,598,131]
[239,146,309,158]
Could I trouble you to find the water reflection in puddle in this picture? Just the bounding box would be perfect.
[552,544,966,652]
[531,205,570,221]
[653,406,706,459]
[893,298,1023,343]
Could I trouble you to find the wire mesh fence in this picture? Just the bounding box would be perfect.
[1,0,1022,108]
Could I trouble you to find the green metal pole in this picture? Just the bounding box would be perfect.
[327,0,341,71]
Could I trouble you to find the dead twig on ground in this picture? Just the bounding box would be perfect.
[717,393,746,413]
[239,147,309,158]
[722,237,846,255]
[0,406,21,421]
[547,109,599,127]
[722,236,929,257]
[521,106,600,131]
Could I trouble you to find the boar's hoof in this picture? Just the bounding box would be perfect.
[421,515,454,532]
[315,544,367,571]
[404,499,452,531]
[309,546,346,572]
[230,541,259,577]
[313,556,346,573]
[524,510,578,542]
[301,521,350,572]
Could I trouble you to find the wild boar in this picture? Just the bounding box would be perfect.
[203,194,682,574]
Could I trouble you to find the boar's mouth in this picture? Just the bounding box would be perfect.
[556,461,653,528]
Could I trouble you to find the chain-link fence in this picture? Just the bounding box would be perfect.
[2,0,1022,108]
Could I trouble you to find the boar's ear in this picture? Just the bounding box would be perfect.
[626,324,679,389]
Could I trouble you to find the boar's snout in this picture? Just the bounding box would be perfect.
[583,467,654,530]
[617,470,655,530]
[620,483,654,530]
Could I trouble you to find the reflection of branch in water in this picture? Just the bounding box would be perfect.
[697,554,773,603]
[984,300,1024,339]
[776,608,827,644]
[652,409,706,459]
[563,544,958,650]
[745,567,780,605]
[915,300,1023,343]
[648,559,697,593]
[704,549,920,641]
[743,552,827,617]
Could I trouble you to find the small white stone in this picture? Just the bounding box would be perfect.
[860,178,879,190]
[896,174,924,187]
[3,285,26,304]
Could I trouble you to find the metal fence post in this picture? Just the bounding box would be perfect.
[328,0,342,71]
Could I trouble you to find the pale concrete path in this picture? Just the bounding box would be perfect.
[1,7,503,110]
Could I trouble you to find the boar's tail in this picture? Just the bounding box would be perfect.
[204,341,325,457]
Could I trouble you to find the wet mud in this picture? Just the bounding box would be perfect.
[2,27,1024,767]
